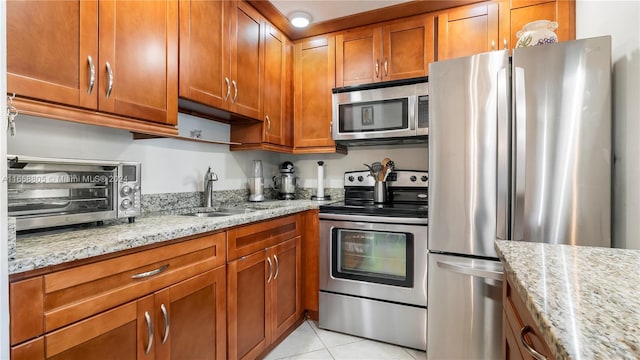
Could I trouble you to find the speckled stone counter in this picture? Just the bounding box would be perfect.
[10,199,332,275]
[495,240,640,360]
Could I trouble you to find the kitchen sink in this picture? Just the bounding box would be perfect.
[182,207,257,217]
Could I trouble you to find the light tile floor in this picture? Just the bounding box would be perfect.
[264,320,427,360]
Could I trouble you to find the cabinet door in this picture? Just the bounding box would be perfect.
[269,237,302,341]
[294,37,337,149]
[44,301,141,360]
[510,0,575,50]
[382,15,434,79]
[263,24,287,146]
[7,0,98,109]
[437,2,500,60]
[229,0,263,119]
[503,312,525,360]
[336,28,381,87]
[98,0,178,125]
[155,267,227,360]
[228,250,269,360]
[179,0,231,110]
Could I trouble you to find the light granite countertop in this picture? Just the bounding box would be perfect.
[10,200,330,275]
[495,240,640,360]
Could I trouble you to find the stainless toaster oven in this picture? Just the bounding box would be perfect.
[7,155,141,231]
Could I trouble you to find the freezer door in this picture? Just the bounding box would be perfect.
[427,253,503,360]
[428,50,510,257]
[512,36,611,247]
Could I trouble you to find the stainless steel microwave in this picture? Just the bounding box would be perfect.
[332,77,428,145]
[7,155,141,231]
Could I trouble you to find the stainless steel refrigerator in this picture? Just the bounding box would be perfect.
[427,36,611,359]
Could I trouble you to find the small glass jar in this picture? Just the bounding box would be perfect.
[515,20,559,48]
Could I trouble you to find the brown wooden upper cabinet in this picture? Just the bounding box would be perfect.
[336,14,434,87]
[179,0,263,120]
[437,2,500,61]
[7,0,178,125]
[508,0,575,51]
[293,36,341,152]
[263,24,293,147]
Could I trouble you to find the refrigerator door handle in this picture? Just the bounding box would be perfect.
[436,260,504,281]
[513,67,527,241]
[496,67,510,240]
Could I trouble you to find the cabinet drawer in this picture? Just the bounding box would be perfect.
[227,214,301,261]
[503,278,553,359]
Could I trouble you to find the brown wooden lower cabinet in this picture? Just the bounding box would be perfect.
[503,276,553,360]
[227,236,302,360]
[11,266,227,360]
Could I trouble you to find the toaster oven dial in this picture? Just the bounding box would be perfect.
[121,199,132,210]
[121,185,132,196]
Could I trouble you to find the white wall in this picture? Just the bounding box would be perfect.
[7,114,428,194]
[576,0,640,249]
[1,1,9,358]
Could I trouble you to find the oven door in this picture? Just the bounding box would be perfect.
[319,215,427,306]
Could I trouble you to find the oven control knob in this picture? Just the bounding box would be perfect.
[133,184,140,193]
[121,199,132,209]
[421,176,428,182]
[121,185,132,196]
[348,176,355,182]
[410,176,417,182]
[357,176,364,182]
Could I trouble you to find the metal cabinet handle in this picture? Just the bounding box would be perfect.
[224,77,231,101]
[144,311,154,354]
[87,56,95,95]
[375,59,379,78]
[105,61,114,99]
[267,256,273,283]
[266,115,271,134]
[383,58,388,77]
[160,303,170,344]
[504,38,508,49]
[231,80,238,103]
[491,40,496,50]
[131,264,169,279]
[329,121,333,137]
[519,325,547,360]
[273,254,279,279]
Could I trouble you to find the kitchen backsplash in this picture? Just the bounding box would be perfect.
[141,188,343,215]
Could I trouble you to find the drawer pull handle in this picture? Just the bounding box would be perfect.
[273,254,280,279]
[132,264,169,279]
[267,256,273,283]
[144,311,154,354]
[161,303,170,344]
[519,325,547,360]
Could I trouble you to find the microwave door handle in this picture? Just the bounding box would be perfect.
[410,96,416,130]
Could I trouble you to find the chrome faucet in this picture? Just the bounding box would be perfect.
[204,166,218,207]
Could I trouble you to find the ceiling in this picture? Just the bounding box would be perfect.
[249,0,482,40]
[270,0,412,25]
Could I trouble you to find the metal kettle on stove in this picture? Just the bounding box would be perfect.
[273,161,297,200]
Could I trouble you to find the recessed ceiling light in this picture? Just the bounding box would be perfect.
[289,11,312,28]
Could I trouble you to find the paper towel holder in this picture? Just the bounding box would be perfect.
[311,160,331,201]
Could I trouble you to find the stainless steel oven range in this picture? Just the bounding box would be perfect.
[319,170,428,350]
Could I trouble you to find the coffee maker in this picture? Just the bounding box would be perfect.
[273,161,297,200]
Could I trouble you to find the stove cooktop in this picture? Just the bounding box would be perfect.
[319,201,428,218]
[320,169,428,218]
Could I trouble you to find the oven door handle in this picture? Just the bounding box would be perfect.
[436,260,503,281]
